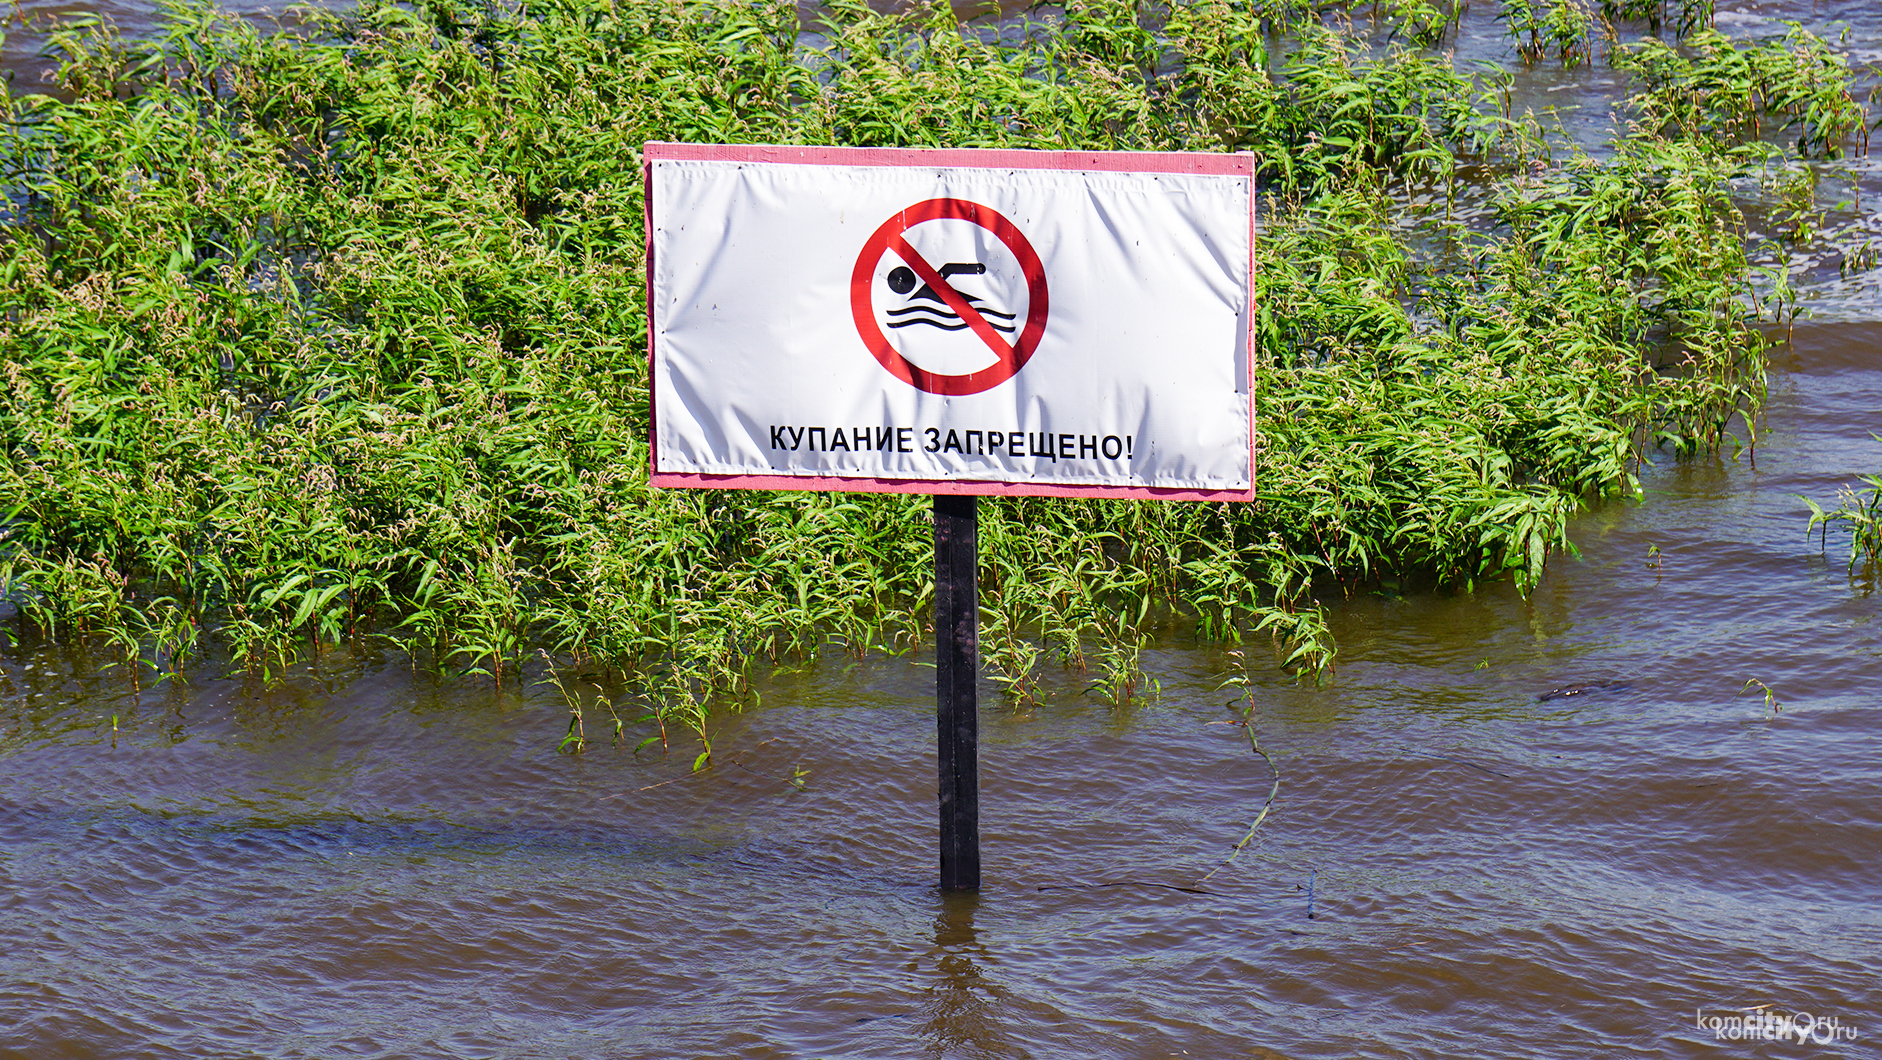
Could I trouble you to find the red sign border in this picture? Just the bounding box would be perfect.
[644,142,1256,502]
[850,197,1049,396]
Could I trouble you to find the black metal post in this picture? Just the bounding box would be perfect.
[934,493,980,891]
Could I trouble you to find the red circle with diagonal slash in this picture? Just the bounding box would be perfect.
[850,198,1049,396]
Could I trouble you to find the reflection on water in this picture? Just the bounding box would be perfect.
[3,1,1881,1057]
[923,893,998,1052]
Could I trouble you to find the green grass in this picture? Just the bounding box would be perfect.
[1615,26,1870,159]
[1804,448,1882,579]
[0,0,1844,754]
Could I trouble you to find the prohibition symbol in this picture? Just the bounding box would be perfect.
[850,198,1050,396]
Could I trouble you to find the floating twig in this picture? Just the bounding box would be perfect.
[1199,710,1280,885]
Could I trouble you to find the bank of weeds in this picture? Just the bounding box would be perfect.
[1,0,1855,753]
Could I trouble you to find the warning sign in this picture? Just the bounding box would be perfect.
[645,143,1255,500]
[849,198,1049,396]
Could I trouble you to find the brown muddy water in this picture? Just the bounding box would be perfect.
[4,2,1882,1058]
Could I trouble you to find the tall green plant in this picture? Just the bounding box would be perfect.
[1616,27,1870,159]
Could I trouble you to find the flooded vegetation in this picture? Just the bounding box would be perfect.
[0,0,1813,736]
[1,0,1879,1056]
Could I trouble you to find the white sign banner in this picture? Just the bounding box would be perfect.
[645,144,1254,499]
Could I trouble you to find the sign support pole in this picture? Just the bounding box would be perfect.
[934,494,980,892]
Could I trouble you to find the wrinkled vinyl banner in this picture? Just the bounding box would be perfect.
[646,145,1253,497]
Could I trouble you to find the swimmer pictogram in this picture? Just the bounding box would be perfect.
[849,198,1049,396]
